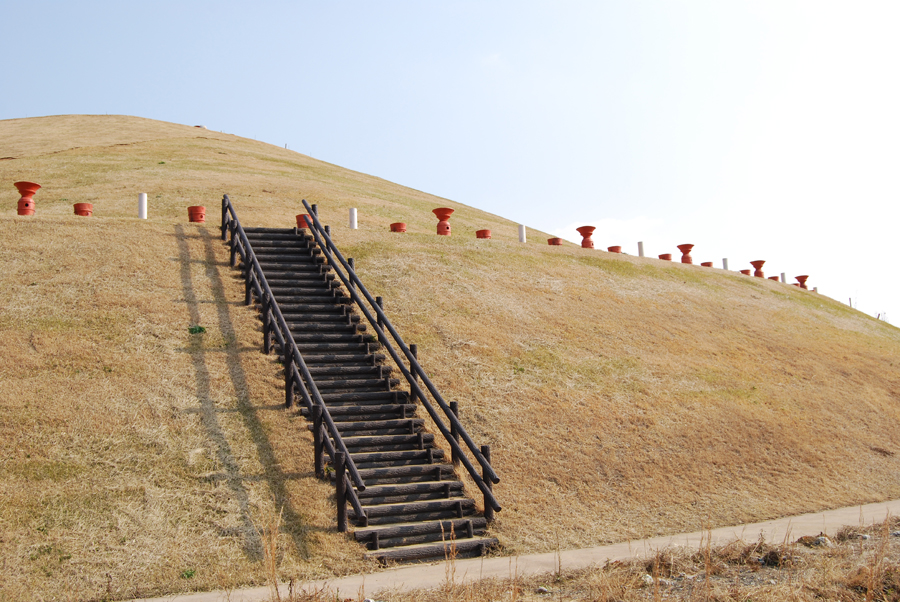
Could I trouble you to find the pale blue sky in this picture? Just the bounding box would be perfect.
[3,1,899,321]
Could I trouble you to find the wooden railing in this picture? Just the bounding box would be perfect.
[220,194,368,530]
[302,199,501,517]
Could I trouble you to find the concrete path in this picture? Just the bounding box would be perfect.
[133,499,900,602]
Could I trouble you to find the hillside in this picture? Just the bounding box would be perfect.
[2,115,899,601]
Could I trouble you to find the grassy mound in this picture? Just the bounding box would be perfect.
[2,115,899,600]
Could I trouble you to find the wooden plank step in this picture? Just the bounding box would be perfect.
[320,391,406,403]
[277,303,346,313]
[335,418,425,437]
[242,227,299,235]
[286,342,375,353]
[356,481,463,500]
[304,365,386,376]
[282,314,358,324]
[296,353,382,365]
[350,449,445,464]
[356,508,478,527]
[355,518,487,550]
[351,463,451,481]
[342,433,435,449]
[287,323,362,334]
[301,403,415,417]
[354,516,484,539]
[300,378,395,390]
[364,537,498,561]
[289,333,364,343]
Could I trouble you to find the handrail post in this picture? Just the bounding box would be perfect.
[376,297,384,329]
[284,357,294,408]
[450,401,460,466]
[311,203,317,216]
[325,225,331,237]
[229,225,238,267]
[348,258,355,291]
[262,301,272,355]
[481,445,494,523]
[312,406,324,478]
[244,271,253,306]
[221,196,228,240]
[409,344,418,402]
[335,452,347,532]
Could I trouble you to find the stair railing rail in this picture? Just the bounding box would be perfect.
[220,194,368,530]
[302,199,501,515]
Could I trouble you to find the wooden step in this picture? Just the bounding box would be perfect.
[342,433,435,450]
[364,537,498,561]
[355,517,487,550]
[301,403,415,417]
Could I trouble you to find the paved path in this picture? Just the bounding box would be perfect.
[133,499,900,602]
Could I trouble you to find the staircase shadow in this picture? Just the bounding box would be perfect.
[174,224,314,561]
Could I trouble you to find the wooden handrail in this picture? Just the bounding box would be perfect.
[301,199,501,513]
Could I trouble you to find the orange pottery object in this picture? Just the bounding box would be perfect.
[476,229,491,239]
[296,214,313,228]
[607,246,622,253]
[433,208,454,236]
[740,269,751,275]
[547,237,563,246]
[701,261,713,267]
[768,276,779,281]
[576,226,595,249]
[750,260,765,278]
[73,203,93,217]
[14,181,40,216]
[188,206,206,223]
[389,222,407,233]
[677,244,694,264]
[795,275,809,290]
[658,253,672,261]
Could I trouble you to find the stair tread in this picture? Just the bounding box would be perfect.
[364,537,498,560]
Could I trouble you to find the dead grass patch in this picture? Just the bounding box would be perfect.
[2,116,900,599]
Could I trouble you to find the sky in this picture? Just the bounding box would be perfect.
[3,1,898,322]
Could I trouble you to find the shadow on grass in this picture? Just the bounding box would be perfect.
[175,224,312,562]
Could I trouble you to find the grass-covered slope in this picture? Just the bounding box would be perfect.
[2,115,899,600]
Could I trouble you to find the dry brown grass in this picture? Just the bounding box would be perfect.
[285,516,900,601]
[2,115,900,600]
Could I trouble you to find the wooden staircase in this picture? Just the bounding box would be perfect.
[238,226,498,562]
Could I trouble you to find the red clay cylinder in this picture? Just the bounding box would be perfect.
[607,245,622,253]
[750,260,765,278]
[701,261,713,267]
[73,203,93,217]
[17,199,35,215]
[740,269,751,275]
[658,253,672,261]
[576,226,596,249]
[188,206,206,223]
[547,237,563,246]
[476,229,491,239]
[768,276,779,281]
[390,222,407,233]
[15,181,41,216]
[795,275,809,290]
[677,244,694,264]
[433,208,454,236]
[296,214,313,228]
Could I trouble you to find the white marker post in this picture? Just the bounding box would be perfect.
[722,258,729,270]
[637,241,644,257]
[518,224,526,243]
[780,272,786,283]
[349,208,358,229]
[138,193,147,219]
